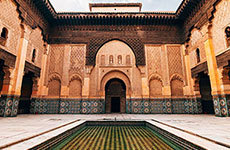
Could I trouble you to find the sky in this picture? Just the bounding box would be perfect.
[49,0,183,12]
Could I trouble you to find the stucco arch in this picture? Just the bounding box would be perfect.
[95,40,136,66]
[170,73,184,84]
[149,73,163,85]
[48,73,61,83]
[69,74,82,86]
[100,70,131,97]
[87,38,145,66]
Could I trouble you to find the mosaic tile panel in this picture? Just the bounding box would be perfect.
[126,99,131,113]
[30,99,60,114]
[0,97,6,117]
[59,99,81,114]
[81,99,105,114]
[0,95,19,117]
[172,98,199,114]
[127,98,200,114]
[227,99,230,116]
[149,99,164,114]
[213,95,229,117]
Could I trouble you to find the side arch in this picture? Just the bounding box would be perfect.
[149,74,163,97]
[68,74,82,98]
[170,74,184,96]
[48,74,61,97]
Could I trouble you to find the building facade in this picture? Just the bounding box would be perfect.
[0,0,230,117]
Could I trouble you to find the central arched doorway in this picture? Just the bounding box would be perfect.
[105,78,126,113]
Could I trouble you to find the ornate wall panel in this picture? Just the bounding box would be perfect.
[69,45,85,77]
[0,0,22,55]
[48,45,64,77]
[167,46,183,78]
[146,45,162,76]
[26,28,45,68]
[212,0,230,54]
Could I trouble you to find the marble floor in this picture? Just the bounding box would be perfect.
[0,114,230,149]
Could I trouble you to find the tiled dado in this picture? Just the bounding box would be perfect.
[0,95,19,117]
[126,98,202,114]
[214,95,230,117]
[30,98,105,114]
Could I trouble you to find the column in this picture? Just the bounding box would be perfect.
[37,43,49,97]
[162,45,171,96]
[204,23,228,117]
[82,66,92,98]
[182,45,195,96]
[60,45,71,98]
[138,66,149,98]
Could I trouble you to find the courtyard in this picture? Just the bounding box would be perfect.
[0,114,230,149]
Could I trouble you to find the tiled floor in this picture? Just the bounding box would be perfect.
[0,114,230,149]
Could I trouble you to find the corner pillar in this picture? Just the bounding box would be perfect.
[204,23,227,117]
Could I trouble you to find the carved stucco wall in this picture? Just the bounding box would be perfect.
[46,44,86,98]
[91,40,142,98]
[26,28,45,68]
[188,27,208,69]
[212,0,230,55]
[0,0,21,55]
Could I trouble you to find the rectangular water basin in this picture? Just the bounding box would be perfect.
[30,121,204,150]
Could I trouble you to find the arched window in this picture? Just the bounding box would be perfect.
[1,27,8,39]
[109,55,113,64]
[118,55,122,64]
[0,27,8,46]
[225,27,230,47]
[126,55,131,65]
[196,48,201,63]
[32,49,36,63]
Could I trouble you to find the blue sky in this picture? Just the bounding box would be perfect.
[49,0,183,12]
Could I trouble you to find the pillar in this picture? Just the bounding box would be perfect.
[0,24,31,117]
[60,45,71,98]
[182,45,195,96]
[37,43,49,97]
[204,23,228,117]
[162,45,171,96]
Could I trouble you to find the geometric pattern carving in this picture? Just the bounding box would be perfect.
[147,46,162,76]
[87,38,145,66]
[167,46,183,77]
[190,30,202,46]
[49,45,64,76]
[69,45,85,77]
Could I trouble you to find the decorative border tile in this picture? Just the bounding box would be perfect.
[0,95,19,117]
[213,95,229,117]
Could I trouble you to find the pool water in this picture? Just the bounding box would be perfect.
[52,126,183,150]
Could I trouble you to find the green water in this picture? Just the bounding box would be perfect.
[52,126,183,150]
